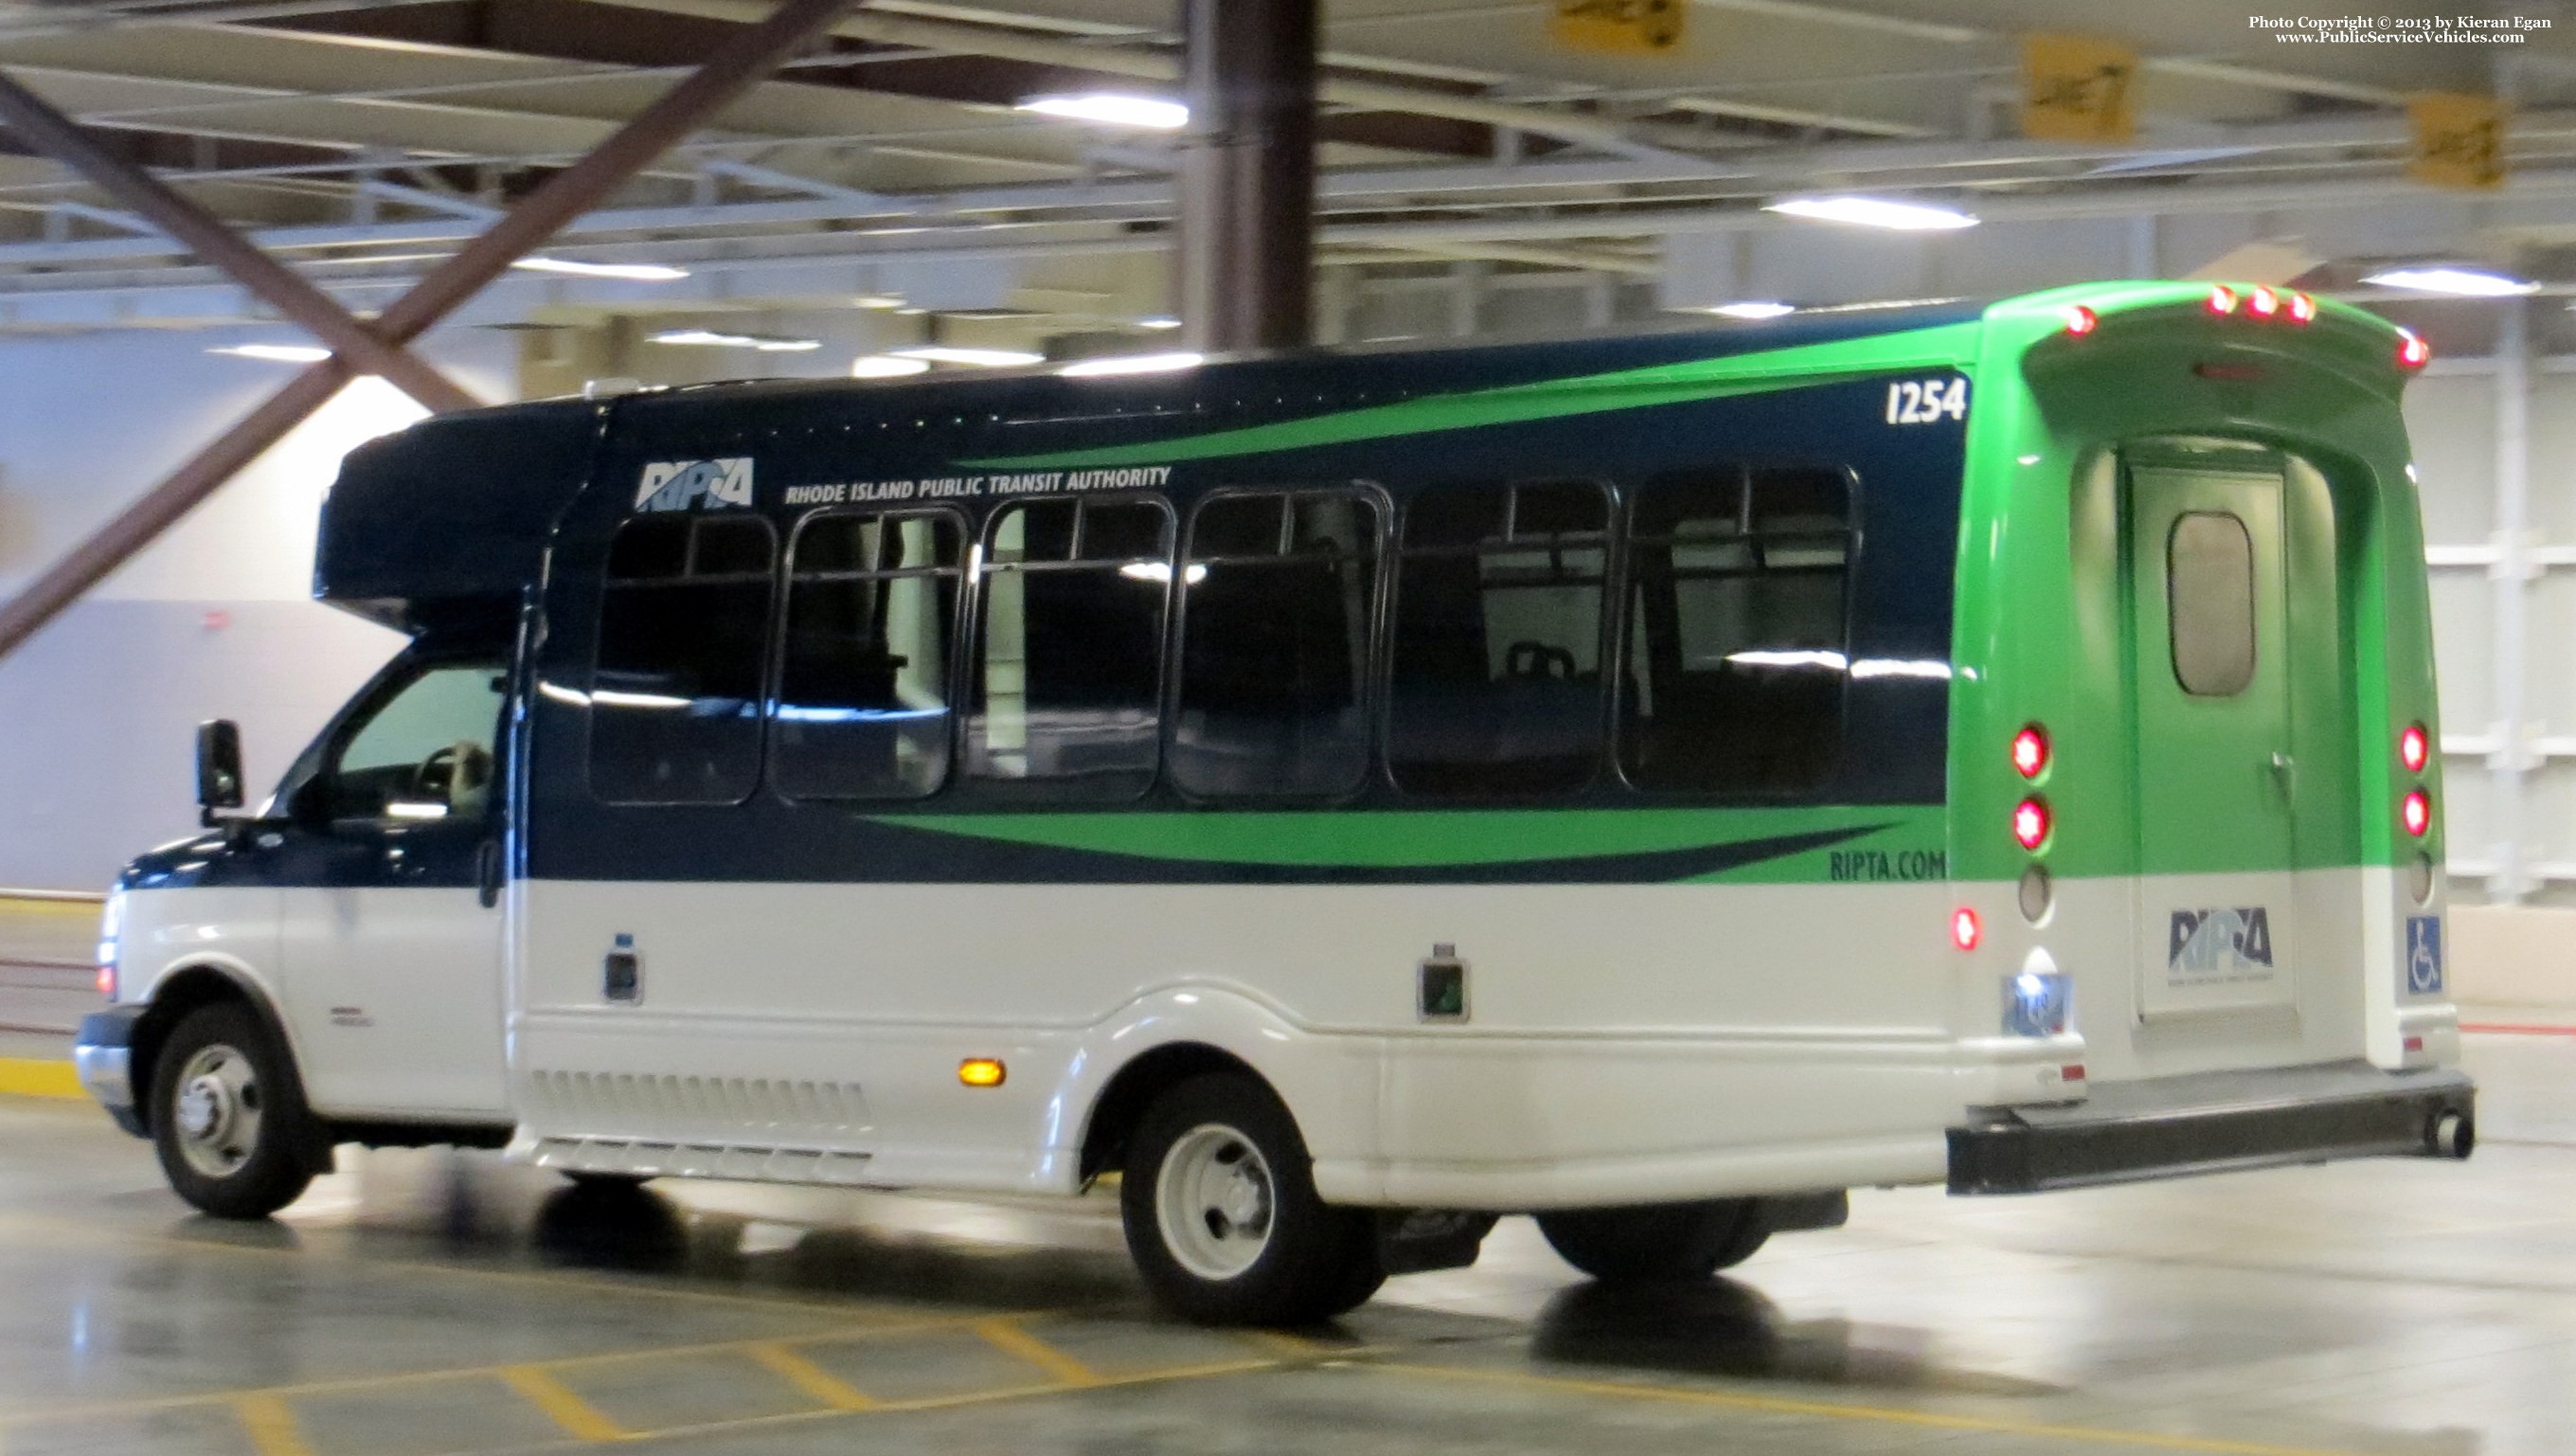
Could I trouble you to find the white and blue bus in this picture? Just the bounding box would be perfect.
[80,283,2472,1324]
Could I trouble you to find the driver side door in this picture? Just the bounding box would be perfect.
[278,656,511,1121]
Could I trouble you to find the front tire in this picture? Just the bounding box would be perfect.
[150,1002,319,1219]
[1120,1072,1383,1325]
[1536,1199,1769,1284]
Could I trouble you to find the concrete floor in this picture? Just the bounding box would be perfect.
[0,1034,2569,1456]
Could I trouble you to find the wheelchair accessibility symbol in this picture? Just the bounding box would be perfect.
[2406,915,2444,996]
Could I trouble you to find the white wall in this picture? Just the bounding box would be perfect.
[0,328,515,889]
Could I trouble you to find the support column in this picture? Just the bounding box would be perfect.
[1177,0,1317,353]
[2490,296,2532,904]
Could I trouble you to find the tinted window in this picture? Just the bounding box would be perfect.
[773,510,964,800]
[331,661,505,820]
[1621,465,1851,793]
[590,514,776,804]
[1172,491,1381,799]
[967,497,1172,800]
[2169,511,2256,696]
[1388,480,1609,798]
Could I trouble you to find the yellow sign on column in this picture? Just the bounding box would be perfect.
[2021,33,2138,144]
[2407,93,2507,190]
[1548,0,1686,55]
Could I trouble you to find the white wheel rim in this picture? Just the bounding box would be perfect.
[1155,1122,1276,1281]
[171,1043,262,1180]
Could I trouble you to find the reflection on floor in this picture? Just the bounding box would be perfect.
[1,1031,2570,1455]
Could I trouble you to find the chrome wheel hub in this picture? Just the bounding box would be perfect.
[1156,1123,1276,1282]
[170,1043,261,1179]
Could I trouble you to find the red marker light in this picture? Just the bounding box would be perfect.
[2402,789,2432,837]
[2012,798,2051,851]
[2061,304,2099,336]
[2397,330,2431,369]
[2207,285,2238,316]
[95,964,113,998]
[1952,908,1982,951]
[2287,291,2317,323]
[2247,286,2281,318]
[2012,725,2049,779]
[2400,724,2430,775]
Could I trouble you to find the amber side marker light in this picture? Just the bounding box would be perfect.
[959,1058,1007,1088]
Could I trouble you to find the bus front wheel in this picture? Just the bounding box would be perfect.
[1119,1072,1384,1325]
[149,1001,320,1219]
[1536,1199,1769,1284]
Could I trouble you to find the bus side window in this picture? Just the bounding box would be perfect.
[1388,480,1610,798]
[1172,490,1382,799]
[967,496,1172,800]
[589,513,777,805]
[772,509,965,800]
[1620,465,1851,793]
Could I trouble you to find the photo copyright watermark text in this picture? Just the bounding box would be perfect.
[2249,14,2549,42]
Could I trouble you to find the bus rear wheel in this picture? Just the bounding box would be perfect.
[1119,1072,1383,1325]
[1536,1199,1769,1284]
[149,1002,319,1219]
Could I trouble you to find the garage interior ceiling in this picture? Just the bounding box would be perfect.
[0,0,2567,339]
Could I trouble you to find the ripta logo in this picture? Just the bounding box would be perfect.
[635,458,754,512]
[2168,907,2274,975]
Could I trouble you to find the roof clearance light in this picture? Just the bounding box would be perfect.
[1763,196,1979,231]
[1017,93,1189,130]
[2287,291,2317,323]
[2363,266,2541,298]
[2012,725,2050,779]
[511,256,690,281]
[1952,908,1982,951]
[2247,286,2281,318]
[2012,798,2051,851]
[2401,724,2431,775]
[2402,789,2432,837]
[2060,305,2099,336]
[2397,329,2432,369]
[208,343,332,363]
[2207,285,2238,316]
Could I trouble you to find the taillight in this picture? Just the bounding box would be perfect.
[2061,305,2098,336]
[1952,908,1982,950]
[2398,330,2431,369]
[2402,789,2432,837]
[95,964,114,999]
[2012,798,2051,851]
[2400,724,2430,775]
[2012,725,2049,779]
[2207,285,2238,316]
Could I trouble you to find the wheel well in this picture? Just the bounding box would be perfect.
[1078,1042,1261,1184]
[128,966,279,1136]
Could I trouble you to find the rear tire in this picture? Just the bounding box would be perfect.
[150,1001,320,1219]
[1536,1199,1769,1284]
[1120,1072,1383,1325]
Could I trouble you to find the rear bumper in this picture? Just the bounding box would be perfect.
[74,1008,146,1139]
[1948,1059,2474,1195]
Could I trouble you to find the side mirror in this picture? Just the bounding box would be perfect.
[195,719,245,826]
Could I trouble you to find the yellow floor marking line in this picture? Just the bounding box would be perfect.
[0,1059,80,1100]
[1378,1361,2387,1456]
[972,1317,1101,1387]
[232,1394,317,1456]
[499,1367,628,1444]
[744,1341,877,1411]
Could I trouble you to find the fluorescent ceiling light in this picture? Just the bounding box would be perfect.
[854,294,905,309]
[208,343,331,363]
[647,328,821,351]
[2363,266,2539,297]
[1704,301,1795,319]
[890,346,1045,368]
[1017,93,1189,130]
[511,256,689,281]
[1764,195,1979,231]
[1060,351,1204,377]
[851,355,932,378]
[1137,315,1184,331]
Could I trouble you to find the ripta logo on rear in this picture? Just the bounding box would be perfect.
[2168,907,2274,975]
[635,458,754,512]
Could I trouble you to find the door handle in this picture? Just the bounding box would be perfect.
[2269,751,2296,795]
[474,838,504,908]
